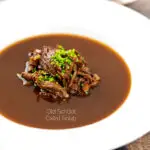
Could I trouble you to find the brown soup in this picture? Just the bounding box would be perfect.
[0,34,131,129]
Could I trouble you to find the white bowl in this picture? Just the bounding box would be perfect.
[0,0,150,150]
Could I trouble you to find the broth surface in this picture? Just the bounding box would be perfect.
[0,34,131,129]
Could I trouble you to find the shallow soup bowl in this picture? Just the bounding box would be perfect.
[0,0,150,150]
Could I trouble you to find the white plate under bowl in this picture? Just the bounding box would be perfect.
[0,0,150,150]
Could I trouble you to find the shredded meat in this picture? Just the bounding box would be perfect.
[37,81,69,99]
[40,46,57,75]
[17,45,100,103]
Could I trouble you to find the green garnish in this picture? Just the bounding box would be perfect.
[62,70,65,73]
[55,74,59,78]
[32,67,37,73]
[48,77,55,82]
[44,75,55,82]
[51,45,80,71]
[38,75,43,81]
[57,45,65,50]
[38,75,55,82]
[39,70,47,75]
